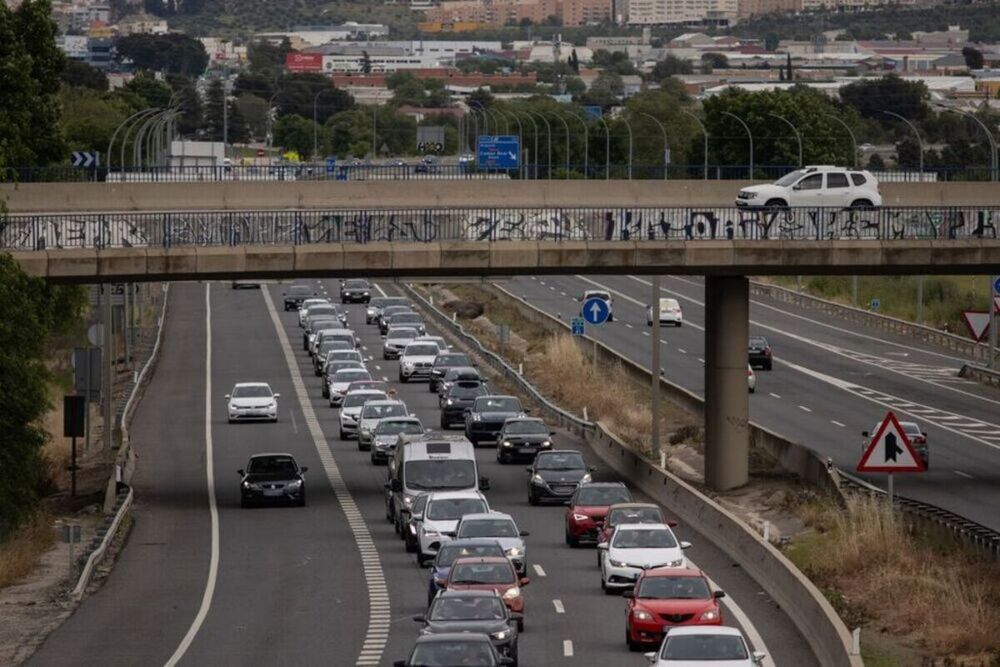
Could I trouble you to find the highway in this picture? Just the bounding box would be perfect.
[505,274,1000,530]
[28,280,818,666]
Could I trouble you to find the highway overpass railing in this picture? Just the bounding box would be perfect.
[2,205,998,251]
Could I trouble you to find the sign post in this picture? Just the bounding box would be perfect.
[64,395,86,497]
[581,296,611,375]
[857,411,926,507]
[990,276,1000,369]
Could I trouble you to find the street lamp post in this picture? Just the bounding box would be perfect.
[107,108,159,181]
[564,110,589,179]
[882,110,924,177]
[548,112,571,179]
[619,115,634,179]
[722,111,754,179]
[596,115,611,180]
[312,88,340,160]
[514,111,538,179]
[680,109,708,180]
[936,105,997,181]
[821,113,858,168]
[767,113,802,168]
[528,111,552,179]
[637,112,668,179]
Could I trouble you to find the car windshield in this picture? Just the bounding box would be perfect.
[505,421,548,435]
[450,562,515,585]
[363,403,407,419]
[334,370,371,383]
[327,362,362,375]
[535,453,585,470]
[661,635,749,661]
[450,384,488,398]
[232,385,271,398]
[409,641,496,666]
[458,519,518,538]
[308,306,336,316]
[343,392,386,408]
[609,507,662,526]
[435,354,470,367]
[437,543,504,566]
[328,352,362,362]
[587,292,610,300]
[637,576,711,600]
[576,486,631,505]
[247,456,297,475]
[319,340,350,353]
[375,420,422,435]
[775,169,807,187]
[405,344,440,356]
[288,286,312,296]
[388,328,418,340]
[392,313,421,324]
[404,460,477,490]
[749,336,768,346]
[369,297,386,308]
[344,280,368,288]
[474,397,520,412]
[427,498,488,520]
[613,528,676,549]
[429,596,506,621]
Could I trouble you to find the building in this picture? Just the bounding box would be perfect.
[426,0,608,27]
[737,0,800,18]
[117,15,169,35]
[626,0,736,24]
[256,23,390,48]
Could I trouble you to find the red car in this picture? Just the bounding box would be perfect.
[595,503,676,566]
[442,556,530,629]
[623,567,724,651]
[564,482,632,548]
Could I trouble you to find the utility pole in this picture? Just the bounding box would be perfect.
[651,276,662,463]
[102,284,114,460]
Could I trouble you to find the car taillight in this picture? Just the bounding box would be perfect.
[764,347,771,356]
[747,370,753,377]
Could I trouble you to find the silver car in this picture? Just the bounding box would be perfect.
[338,390,388,440]
[383,326,419,360]
[357,400,410,450]
[452,512,529,575]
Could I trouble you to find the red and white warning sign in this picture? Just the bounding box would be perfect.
[962,310,991,342]
[857,411,926,473]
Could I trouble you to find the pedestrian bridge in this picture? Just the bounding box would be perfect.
[4,205,998,282]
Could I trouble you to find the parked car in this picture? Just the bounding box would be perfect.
[735,166,881,209]
[748,336,773,370]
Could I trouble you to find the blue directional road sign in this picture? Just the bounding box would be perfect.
[71,151,99,168]
[993,276,1000,294]
[582,297,611,325]
[571,317,585,336]
[477,135,519,169]
[869,297,880,311]
[325,156,337,174]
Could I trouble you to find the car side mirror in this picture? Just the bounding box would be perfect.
[479,476,491,491]
[922,432,928,437]
[411,514,423,522]
[509,612,523,621]
[519,530,530,537]
[273,393,281,399]
[644,652,657,665]
[519,577,531,586]
[597,542,609,550]
[680,541,692,549]
[463,408,471,414]
[237,469,244,476]
[861,431,869,438]
[224,394,231,399]
[523,408,531,414]
[792,184,802,191]
[713,590,726,599]
[298,466,308,473]
[752,652,767,665]
[412,614,425,622]
[588,466,597,472]
[549,431,556,436]
[391,479,402,492]
[525,466,533,473]
[622,591,634,599]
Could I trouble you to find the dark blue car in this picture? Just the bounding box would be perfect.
[424,538,505,606]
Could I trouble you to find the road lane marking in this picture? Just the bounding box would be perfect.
[263,288,391,667]
[552,599,565,614]
[697,358,705,364]
[798,405,812,413]
[660,338,669,345]
[532,564,546,577]
[625,323,633,328]
[677,348,687,354]
[831,420,847,428]
[563,640,573,657]
[164,284,220,667]
[769,392,781,399]
[955,470,974,479]
[290,409,299,433]
[642,331,650,337]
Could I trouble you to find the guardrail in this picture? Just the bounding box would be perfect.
[750,281,991,364]
[403,283,861,667]
[959,363,1000,389]
[3,204,1000,250]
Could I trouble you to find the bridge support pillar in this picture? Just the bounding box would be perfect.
[704,275,750,491]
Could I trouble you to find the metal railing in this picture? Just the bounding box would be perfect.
[3,163,998,184]
[3,205,998,251]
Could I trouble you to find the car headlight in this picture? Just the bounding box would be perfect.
[506,547,523,557]
[446,399,454,405]
[699,609,719,621]
[579,473,592,484]
[530,474,545,485]
[422,530,439,537]
[502,440,513,448]
[472,414,482,422]
[267,402,276,409]
[502,587,520,600]
[608,558,626,568]
[572,513,590,522]
[541,440,552,447]
[403,496,414,507]
[490,629,511,641]
[667,558,685,568]
[286,479,302,489]
[244,482,261,490]
[743,191,757,199]
[633,610,653,621]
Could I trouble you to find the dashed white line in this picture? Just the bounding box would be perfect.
[954,470,975,479]
[562,640,574,657]
[552,599,565,614]
[697,357,705,364]
[641,331,650,337]
[769,392,781,399]
[798,405,813,413]
[532,564,546,577]
[625,323,633,328]
[560,291,567,297]
[677,348,687,355]
[375,365,382,371]
[830,420,847,428]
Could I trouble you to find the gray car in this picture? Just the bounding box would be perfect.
[451,512,529,575]
[413,590,520,665]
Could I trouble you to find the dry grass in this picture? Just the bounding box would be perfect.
[0,512,55,591]
[787,494,1000,660]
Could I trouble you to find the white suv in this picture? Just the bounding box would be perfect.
[736,166,881,208]
[398,341,441,382]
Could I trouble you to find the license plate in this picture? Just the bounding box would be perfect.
[263,489,284,497]
[519,447,536,454]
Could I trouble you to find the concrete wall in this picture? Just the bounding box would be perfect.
[4,179,1000,212]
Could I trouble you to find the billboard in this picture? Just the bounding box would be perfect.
[285,52,323,73]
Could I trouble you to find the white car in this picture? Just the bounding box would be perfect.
[328,368,372,406]
[599,523,690,592]
[414,335,449,352]
[357,399,411,450]
[414,490,490,566]
[580,289,614,322]
[383,326,419,360]
[298,300,333,327]
[645,626,766,666]
[452,512,529,575]
[748,365,756,394]
[735,166,881,209]
[226,382,280,423]
[338,390,387,440]
[399,341,442,382]
[647,298,683,327]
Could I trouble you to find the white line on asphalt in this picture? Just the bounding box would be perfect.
[697,358,705,364]
[532,564,546,577]
[262,288,391,667]
[563,640,574,657]
[164,284,220,667]
[552,599,565,614]
[769,393,781,399]
[798,405,812,413]
[955,470,975,479]
[290,409,299,434]
[539,280,546,286]
[625,323,633,329]
[560,291,567,297]
[831,420,847,428]
[677,348,687,354]
[375,365,382,371]
[373,283,388,298]
[642,331,650,337]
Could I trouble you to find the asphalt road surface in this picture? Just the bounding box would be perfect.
[28,279,819,667]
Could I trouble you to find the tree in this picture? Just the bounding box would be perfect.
[591,49,637,75]
[361,50,372,75]
[785,52,793,81]
[61,60,108,91]
[116,33,208,77]
[764,33,780,52]
[248,38,292,74]
[701,52,729,71]
[962,46,984,70]
[867,152,886,171]
[237,93,269,140]
[167,75,202,136]
[895,137,922,169]
[651,55,693,81]
[467,87,495,109]
[59,88,131,153]
[569,49,580,74]
[276,73,353,122]
[273,113,323,157]
[121,72,172,108]
[840,74,929,122]
[565,76,586,97]
[583,71,623,107]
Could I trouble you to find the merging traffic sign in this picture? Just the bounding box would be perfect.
[71,151,99,168]
[581,297,610,325]
[962,310,991,342]
[857,411,925,473]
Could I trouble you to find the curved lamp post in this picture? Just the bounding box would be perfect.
[767,112,802,168]
[563,110,589,179]
[722,110,754,179]
[821,113,858,168]
[881,110,923,176]
[636,112,668,180]
[312,88,342,159]
[513,111,539,179]
[596,115,611,180]
[547,112,571,179]
[619,115,634,180]
[527,110,552,179]
[936,105,997,181]
[679,109,708,180]
[107,107,159,180]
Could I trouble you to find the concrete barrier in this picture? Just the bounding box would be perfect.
[4,179,1000,213]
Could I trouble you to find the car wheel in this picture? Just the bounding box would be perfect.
[359,441,370,452]
[528,490,539,506]
[627,629,640,652]
[405,535,417,553]
[517,618,524,632]
[566,531,578,548]
[749,386,756,394]
[764,360,772,371]
[676,322,683,327]
[850,199,874,209]
[416,552,428,566]
[440,418,449,430]
[271,417,278,423]
[498,451,510,464]
[399,373,408,383]
[764,199,788,209]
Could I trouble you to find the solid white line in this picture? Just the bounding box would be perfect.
[954,470,975,479]
[769,392,781,399]
[552,599,565,614]
[798,405,812,413]
[164,284,220,667]
[831,420,847,428]
[697,358,705,364]
[562,640,574,657]
[532,564,546,577]
[660,339,669,345]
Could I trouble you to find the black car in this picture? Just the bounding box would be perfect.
[369,296,409,325]
[496,417,554,464]
[340,278,371,304]
[414,590,520,665]
[429,353,475,392]
[385,312,425,336]
[394,633,513,667]
[231,280,261,289]
[283,284,315,310]
[748,335,773,370]
[440,381,490,429]
[526,450,593,505]
[438,367,484,404]
[238,453,308,507]
[379,305,414,333]
[465,396,526,446]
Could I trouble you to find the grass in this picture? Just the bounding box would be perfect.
[0,512,54,591]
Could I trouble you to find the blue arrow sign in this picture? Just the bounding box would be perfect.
[477,135,519,169]
[571,317,585,336]
[582,297,610,325]
[325,156,337,174]
[993,276,1000,295]
[71,151,99,168]
[869,297,880,311]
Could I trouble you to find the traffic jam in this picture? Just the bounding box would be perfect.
[247,278,768,667]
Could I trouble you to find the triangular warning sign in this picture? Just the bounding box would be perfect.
[857,411,925,473]
[994,296,1000,315]
[962,310,991,342]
